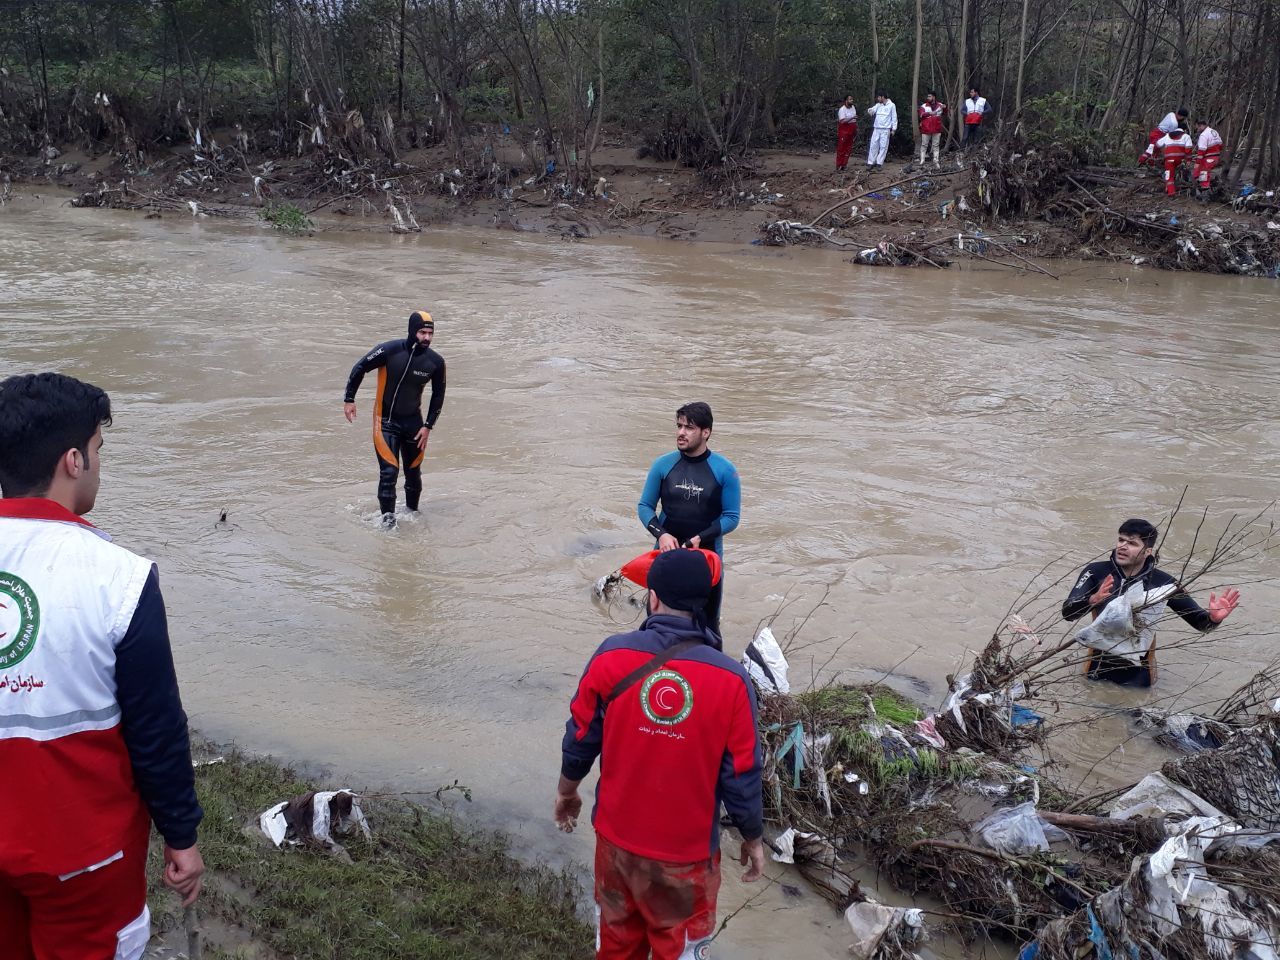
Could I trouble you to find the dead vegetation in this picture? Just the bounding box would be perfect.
[752,508,1280,960]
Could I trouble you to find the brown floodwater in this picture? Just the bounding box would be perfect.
[2,194,1278,958]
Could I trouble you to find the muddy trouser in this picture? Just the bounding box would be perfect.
[920,133,941,164]
[594,833,721,960]
[963,123,984,147]
[375,415,425,514]
[0,814,151,960]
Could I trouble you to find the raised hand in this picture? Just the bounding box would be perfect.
[1208,588,1240,624]
[1089,574,1116,608]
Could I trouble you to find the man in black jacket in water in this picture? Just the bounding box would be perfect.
[344,311,446,528]
[1062,518,1240,687]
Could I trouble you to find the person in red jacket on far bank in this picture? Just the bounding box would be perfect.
[1193,119,1224,194]
[918,91,947,166]
[835,95,859,172]
[1156,126,1194,196]
[555,548,764,960]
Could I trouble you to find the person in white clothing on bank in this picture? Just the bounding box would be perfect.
[865,91,897,169]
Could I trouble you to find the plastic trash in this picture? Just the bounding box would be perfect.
[743,626,790,694]
[889,187,904,198]
[260,789,371,856]
[1108,772,1226,821]
[846,900,927,960]
[1170,216,1179,225]
[1011,705,1044,728]
[1074,580,1176,662]
[545,159,555,174]
[914,715,946,749]
[975,801,1069,854]
[867,192,884,199]
[1239,184,1256,197]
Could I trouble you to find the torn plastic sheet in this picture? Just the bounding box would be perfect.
[913,715,946,748]
[1108,773,1227,822]
[845,899,927,960]
[975,801,1070,854]
[770,826,822,864]
[743,626,790,695]
[1074,581,1176,662]
[260,789,372,854]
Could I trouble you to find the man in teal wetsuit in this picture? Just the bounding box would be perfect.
[638,402,741,634]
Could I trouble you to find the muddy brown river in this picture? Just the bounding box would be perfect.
[2,195,1278,957]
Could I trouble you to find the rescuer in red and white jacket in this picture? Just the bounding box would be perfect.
[1193,119,1224,190]
[1156,127,1194,196]
[0,372,204,960]
[1139,107,1188,165]
[555,549,764,960]
[918,91,947,165]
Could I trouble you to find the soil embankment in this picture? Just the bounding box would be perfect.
[6,135,1279,278]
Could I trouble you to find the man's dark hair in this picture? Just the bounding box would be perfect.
[0,373,112,497]
[926,90,937,97]
[969,85,981,93]
[1176,107,1189,118]
[876,89,888,99]
[676,401,713,431]
[1118,518,1159,550]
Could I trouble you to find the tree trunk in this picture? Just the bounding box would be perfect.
[870,0,881,101]
[954,0,969,139]
[912,0,923,152]
[1014,0,1029,115]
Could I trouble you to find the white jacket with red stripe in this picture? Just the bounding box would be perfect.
[0,499,199,876]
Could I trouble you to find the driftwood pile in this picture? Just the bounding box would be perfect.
[761,141,1280,278]
[755,623,1280,960]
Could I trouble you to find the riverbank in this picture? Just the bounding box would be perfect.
[143,739,592,959]
[5,133,1278,278]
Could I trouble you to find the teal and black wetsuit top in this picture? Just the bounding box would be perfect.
[637,450,741,555]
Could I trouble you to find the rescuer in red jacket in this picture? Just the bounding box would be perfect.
[555,548,764,960]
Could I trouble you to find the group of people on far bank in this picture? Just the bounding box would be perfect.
[0,312,1242,960]
[834,89,1226,197]
[834,86,991,172]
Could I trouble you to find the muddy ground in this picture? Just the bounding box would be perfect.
[5,132,1278,278]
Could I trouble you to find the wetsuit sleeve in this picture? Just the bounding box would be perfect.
[1062,564,1102,621]
[719,678,763,840]
[343,343,390,403]
[561,652,608,781]
[1167,589,1217,632]
[695,456,741,545]
[115,567,203,849]
[638,459,669,540]
[424,358,446,429]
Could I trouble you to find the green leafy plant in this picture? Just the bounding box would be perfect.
[260,202,313,236]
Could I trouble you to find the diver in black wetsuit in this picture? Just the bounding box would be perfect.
[344,311,446,528]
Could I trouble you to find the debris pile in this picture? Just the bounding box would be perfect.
[747,624,1280,960]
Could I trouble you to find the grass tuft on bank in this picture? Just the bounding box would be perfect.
[147,746,592,960]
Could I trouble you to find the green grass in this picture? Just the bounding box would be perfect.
[147,747,592,959]
[795,683,923,726]
[259,203,314,236]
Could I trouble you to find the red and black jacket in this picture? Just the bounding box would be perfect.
[562,615,763,863]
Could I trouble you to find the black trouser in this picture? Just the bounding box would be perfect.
[704,575,724,635]
[1085,648,1155,688]
[963,123,984,147]
[375,416,424,514]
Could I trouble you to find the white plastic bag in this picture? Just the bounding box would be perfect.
[975,802,1068,854]
[1075,581,1176,662]
[742,626,790,694]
